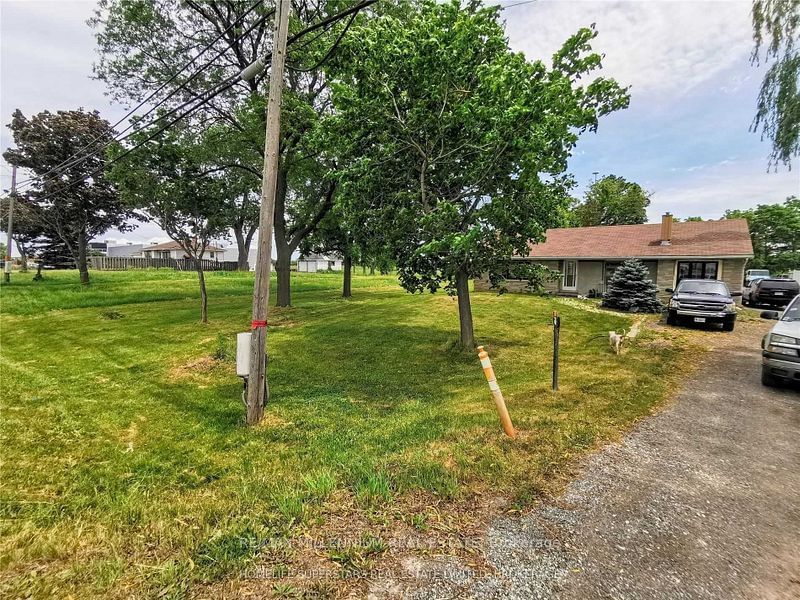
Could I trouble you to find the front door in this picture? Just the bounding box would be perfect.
[563,260,577,291]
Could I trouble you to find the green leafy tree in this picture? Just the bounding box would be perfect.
[300,205,357,298]
[109,124,230,323]
[91,1,370,305]
[571,175,650,226]
[328,0,629,347]
[194,110,262,271]
[751,0,799,167]
[602,259,662,313]
[3,109,137,285]
[726,196,800,272]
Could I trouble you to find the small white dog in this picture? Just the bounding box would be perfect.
[609,330,625,354]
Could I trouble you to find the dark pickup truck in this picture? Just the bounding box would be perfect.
[665,279,740,332]
[746,277,800,308]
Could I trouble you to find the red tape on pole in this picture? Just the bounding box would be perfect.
[251,320,267,329]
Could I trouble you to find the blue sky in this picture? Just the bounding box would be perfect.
[1,0,798,245]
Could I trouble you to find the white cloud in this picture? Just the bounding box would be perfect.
[500,0,755,100]
[649,159,800,220]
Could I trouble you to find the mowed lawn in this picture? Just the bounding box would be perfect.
[1,270,688,598]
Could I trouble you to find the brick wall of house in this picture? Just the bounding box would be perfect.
[655,259,676,301]
[720,258,748,301]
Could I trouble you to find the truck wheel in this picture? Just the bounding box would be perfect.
[742,296,749,306]
[761,366,777,387]
[666,311,677,326]
[722,319,735,332]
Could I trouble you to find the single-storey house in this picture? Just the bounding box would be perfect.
[297,253,344,272]
[475,214,754,301]
[143,241,224,260]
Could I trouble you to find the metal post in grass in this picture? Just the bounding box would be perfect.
[552,311,560,391]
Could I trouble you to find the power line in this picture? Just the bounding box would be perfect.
[12,0,379,204]
[498,0,538,10]
[13,2,272,191]
[287,9,358,72]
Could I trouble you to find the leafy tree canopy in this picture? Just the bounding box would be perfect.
[109,122,231,322]
[570,174,650,226]
[3,109,137,284]
[725,196,800,272]
[751,0,799,167]
[327,0,629,346]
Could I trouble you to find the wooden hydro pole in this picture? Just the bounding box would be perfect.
[4,165,16,283]
[245,0,291,425]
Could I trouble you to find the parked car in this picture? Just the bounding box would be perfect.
[665,279,740,332]
[747,278,800,308]
[760,295,800,387]
[745,268,770,281]
[742,275,769,305]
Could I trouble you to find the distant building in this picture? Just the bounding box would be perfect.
[142,241,225,260]
[216,244,258,270]
[297,253,343,272]
[107,243,144,258]
[88,241,108,255]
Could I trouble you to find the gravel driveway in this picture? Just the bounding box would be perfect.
[389,320,800,600]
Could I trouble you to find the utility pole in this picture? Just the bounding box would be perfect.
[4,165,16,284]
[245,0,291,425]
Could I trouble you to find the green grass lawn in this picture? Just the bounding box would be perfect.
[1,269,689,598]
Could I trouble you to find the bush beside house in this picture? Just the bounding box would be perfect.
[602,259,663,313]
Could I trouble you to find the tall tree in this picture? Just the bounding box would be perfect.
[571,175,650,226]
[3,109,136,285]
[300,204,357,298]
[726,196,800,272]
[109,124,230,323]
[751,0,799,167]
[329,0,629,347]
[91,1,370,305]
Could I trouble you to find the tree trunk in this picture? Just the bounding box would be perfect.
[196,260,208,323]
[33,262,43,281]
[16,240,27,272]
[273,167,293,307]
[275,251,291,307]
[77,232,90,286]
[455,268,475,349]
[343,252,352,298]
[233,226,249,271]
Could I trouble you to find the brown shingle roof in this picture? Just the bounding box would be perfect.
[144,241,225,252]
[526,219,753,259]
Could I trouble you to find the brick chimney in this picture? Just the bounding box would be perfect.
[660,212,673,245]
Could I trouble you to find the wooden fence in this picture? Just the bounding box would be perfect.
[90,256,241,272]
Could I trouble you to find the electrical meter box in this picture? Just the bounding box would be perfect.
[236,332,251,377]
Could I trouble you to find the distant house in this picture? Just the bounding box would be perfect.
[107,243,144,258]
[142,241,225,260]
[475,214,754,301]
[297,253,343,272]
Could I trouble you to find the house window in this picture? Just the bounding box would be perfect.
[563,260,577,290]
[676,261,718,283]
